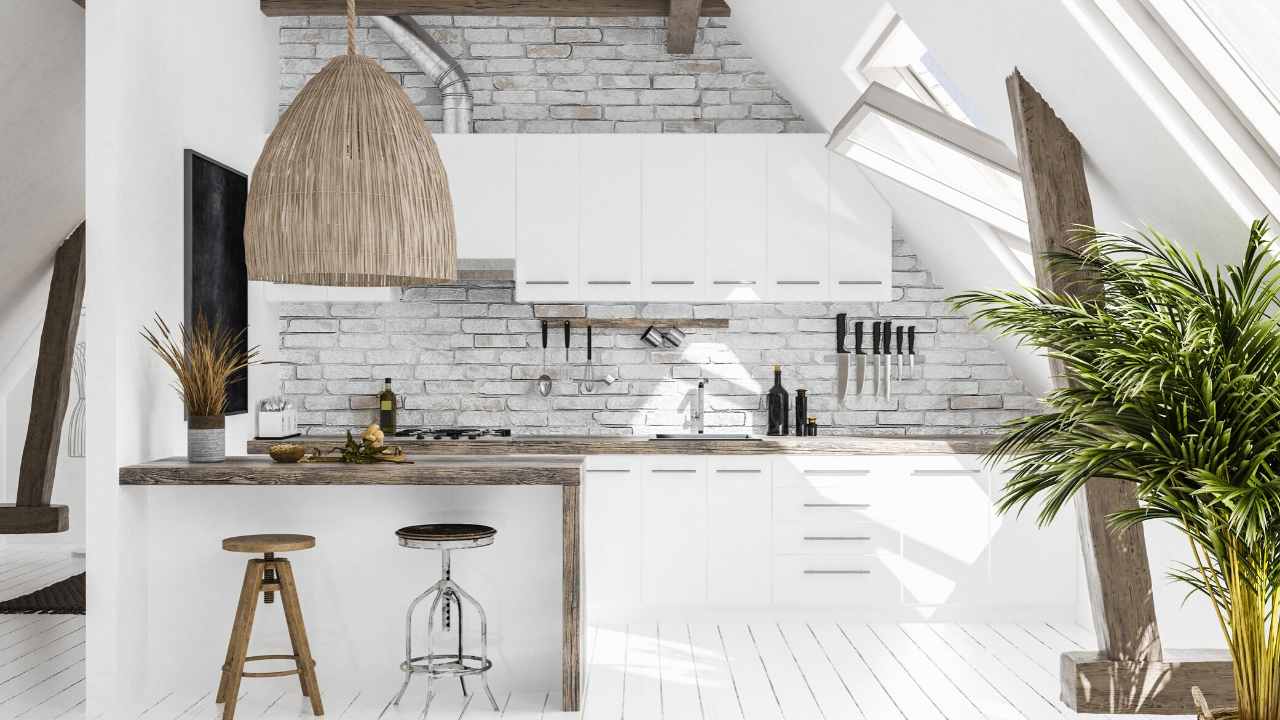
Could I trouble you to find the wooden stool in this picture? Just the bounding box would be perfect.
[216,534,323,720]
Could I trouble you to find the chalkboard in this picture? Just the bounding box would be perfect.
[184,149,249,416]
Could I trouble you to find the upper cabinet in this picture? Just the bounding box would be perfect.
[515,135,580,302]
[436,134,891,303]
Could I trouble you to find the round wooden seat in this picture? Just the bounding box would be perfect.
[222,534,316,554]
[396,524,496,543]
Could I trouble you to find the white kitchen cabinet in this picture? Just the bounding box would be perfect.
[829,153,893,301]
[435,134,516,260]
[767,135,831,302]
[706,136,769,301]
[707,457,772,606]
[515,135,579,302]
[642,135,707,301]
[583,458,645,621]
[986,464,1079,609]
[579,135,644,302]
[640,456,708,607]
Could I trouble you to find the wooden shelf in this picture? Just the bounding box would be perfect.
[534,318,729,330]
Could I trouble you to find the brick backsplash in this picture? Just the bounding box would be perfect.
[277,14,808,133]
[271,239,1039,436]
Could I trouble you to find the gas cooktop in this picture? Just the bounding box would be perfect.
[392,427,513,440]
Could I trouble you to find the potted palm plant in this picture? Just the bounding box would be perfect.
[952,220,1280,720]
[141,313,259,463]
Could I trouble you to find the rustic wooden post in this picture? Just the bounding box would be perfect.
[0,223,83,534]
[1006,69,1234,712]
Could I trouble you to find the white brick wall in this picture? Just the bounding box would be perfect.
[271,238,1040,436]
[277,15,809,133]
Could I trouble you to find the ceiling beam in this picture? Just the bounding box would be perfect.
[666,0,701,54]
[261,0,730,17]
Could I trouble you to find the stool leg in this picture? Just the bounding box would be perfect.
[451,582,500,711]
[275,560,309,699]
[394,579,445,706]
[276,559,324,717]
[218,559,263,720]
[453,590,467,698]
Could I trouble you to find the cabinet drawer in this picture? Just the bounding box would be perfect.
[774,520,898,556]
[773,555,901,607]
[772,457,890,488]
[774,483,881,520]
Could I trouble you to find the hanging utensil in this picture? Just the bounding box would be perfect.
[536,320,552,397]
[564,321,571,363]
[582,325,596,393]
[834,313,850,408]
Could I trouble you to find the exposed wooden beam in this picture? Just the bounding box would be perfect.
[261,0,730,17]
[1006,69,1163,666]
[666,0,701,54]
[1063,651,1234,713]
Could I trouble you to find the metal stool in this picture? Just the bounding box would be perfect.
[391,523,499,713]
[217,534,323,720]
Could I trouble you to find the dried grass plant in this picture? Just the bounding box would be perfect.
[140,313,260,418]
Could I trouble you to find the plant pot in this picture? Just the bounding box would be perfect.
[188,415,226,463]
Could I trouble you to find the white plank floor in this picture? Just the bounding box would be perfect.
[0,544,87,720]
[114,621,1195,720]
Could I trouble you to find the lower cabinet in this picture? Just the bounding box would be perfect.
[583,452,1078,621]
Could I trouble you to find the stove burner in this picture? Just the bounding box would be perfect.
[392,427,513,440]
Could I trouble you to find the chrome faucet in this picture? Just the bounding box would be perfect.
[692,381,705,434]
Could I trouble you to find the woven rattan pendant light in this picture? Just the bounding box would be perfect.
[245,0,456,286]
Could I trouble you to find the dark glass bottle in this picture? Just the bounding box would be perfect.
[767,365,790,436]
[379,378,397,434]
[794,388,808,438]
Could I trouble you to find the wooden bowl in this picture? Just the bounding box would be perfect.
[269,444,306,463]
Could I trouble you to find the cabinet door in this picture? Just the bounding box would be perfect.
[706,136,768,301]
[643,135,706,301]
[829,155,892,301]
[435,134,516,260]
[580,136,643,302]
[707,457,772,606]
[583,457,644,622]
[767,135,830,301]
[516,135,579,302]
[641,457,707,607]
[987,463,1079,611]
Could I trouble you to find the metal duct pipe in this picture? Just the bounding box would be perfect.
[373,16,473,134]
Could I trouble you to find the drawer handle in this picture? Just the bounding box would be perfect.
[715,468,762,474]
[651,280,697,286]
[802,503,871,509]
[587,469,631,474]
[804,536,872,541]
[837,280,884,285]
[652,468,698,474]
[803,569,872,575]
[713,280,757,286]
[587,280,632,286]
[910,469,982,476]
[802,469,871,476]
[776,280,822,286]
[524,280,570,286]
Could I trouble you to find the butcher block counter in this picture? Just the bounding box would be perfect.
[246,434,999,456]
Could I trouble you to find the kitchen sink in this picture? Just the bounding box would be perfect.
[650,433,759,441]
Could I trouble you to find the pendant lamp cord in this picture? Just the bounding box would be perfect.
[346,0,357,55]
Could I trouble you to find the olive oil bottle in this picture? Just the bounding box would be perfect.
[379,378,397,434]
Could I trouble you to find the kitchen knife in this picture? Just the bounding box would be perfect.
[896,325,904,381]
[854,321,866,396]
[834,313,850,408]
[871,321,881,399]
[882,321,892,399]
[908,325,917,378]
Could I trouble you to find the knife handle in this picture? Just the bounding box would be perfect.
[872,321,881,355]
[908,326,916,354]
[836,313,848,353]
[541,320,549,350]
[895,325,904,355]
[882,321,891,355]
[854,321,864,354]
[587,325,593,361]
[564,321,571,351]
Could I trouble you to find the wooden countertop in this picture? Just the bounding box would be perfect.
[247,434,999,456]
[119,455,583,486]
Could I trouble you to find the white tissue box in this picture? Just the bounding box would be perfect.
[257,407,298,439]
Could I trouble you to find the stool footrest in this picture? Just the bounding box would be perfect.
[223,654,317,679]
[401,654,493,679]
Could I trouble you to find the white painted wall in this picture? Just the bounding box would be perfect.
[0,0,85,546]
[85,0,279,712]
